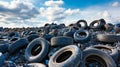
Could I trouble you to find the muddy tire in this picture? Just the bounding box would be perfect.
[49,45,81,67]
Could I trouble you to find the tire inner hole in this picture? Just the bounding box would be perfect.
[86,55,107,67]
[31,44,42,56]
[78,32,87,38]
[56,51,72,63]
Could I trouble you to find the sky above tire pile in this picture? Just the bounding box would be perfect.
[0,0,120,28]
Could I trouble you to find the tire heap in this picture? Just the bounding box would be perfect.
[0,19,120,67]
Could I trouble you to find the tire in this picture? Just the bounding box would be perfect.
[7,32,19,40]
[0,44,9,53]
[26,63,46,67]
[104,23,114,32]
[49,45,81,67]
[74,29,91,43]
[76,19,88,29]
[92,45,119,62]
[83,48,116,67]
[90,19,106,30]
[41,34,54,41]
[114,23,120,33]
[25,38,49,62]
[51,36,73,47]
[27,34,39,42]
[63,31,75,38]
[8,38,29,54]
[97,34,120,43]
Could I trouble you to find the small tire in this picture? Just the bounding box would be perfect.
[51,36,73,47]
[83,48,116,67]
[114,23,120,33]
[49,45,81,67]
[104,23,114,32]
[74,29,91,43]
[76,19,88,29]
[25,38,49,62]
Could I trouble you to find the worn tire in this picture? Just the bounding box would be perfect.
[51,36,73,47]
[7,32,19,40]
[27,34,39,42]
[97,34,120,43]
[8,38,29,54]
[76,19,88,29]
[74,29,91,43]
[92,45,119,62]
[83,48,116,67]
[49,45,81,67]
[25,38,49,62]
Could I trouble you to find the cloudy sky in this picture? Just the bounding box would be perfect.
[0,0,120,28]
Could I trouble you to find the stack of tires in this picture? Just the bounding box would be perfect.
[0,19,120,67]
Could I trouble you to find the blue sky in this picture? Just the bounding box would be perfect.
[0,0,120,28]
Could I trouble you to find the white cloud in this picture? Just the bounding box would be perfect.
[45,0,64,7]
[112,1,119,7]
[39,0,80,22]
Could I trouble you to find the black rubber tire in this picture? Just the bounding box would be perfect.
[114,23,120,33]
[0,44,9,53]
[74,29,91,43]
[97,34,120,43]
[104,23,114,32]
[83,48,116,67]
[8,38,29,54]
[25,38,49,62]
[41,34,54,41]
[49,45,81,67]
[27,34,39,42]
[63,31,75,38]
[7,32,19,40]
[90,19,106,30]
[92,45,119,62]
[51,36,73,47]
[26,63,46,67]
[76,19,88,29]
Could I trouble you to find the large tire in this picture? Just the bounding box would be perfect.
[8,38,29,54]
[51,36,73,47]
[74,29,91,43]
[49,45,81,67]
[83,48,116,67]
[25,38,49,62]
[92,45,119,62]
[97,34,120,43]
[26,63,46,67]
[76,19,88,29]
